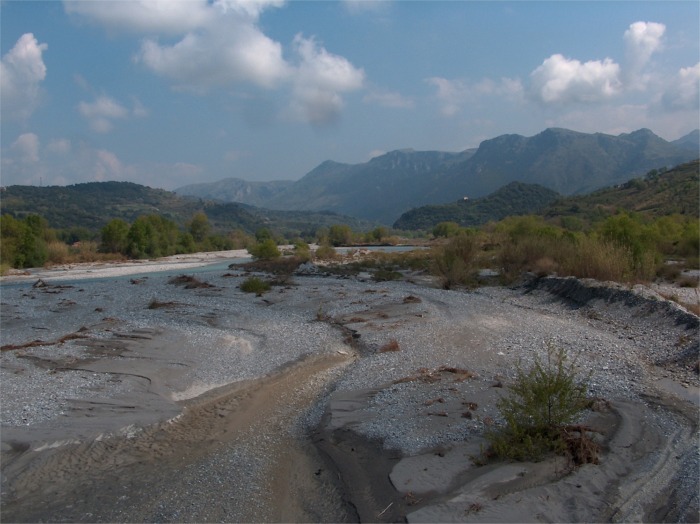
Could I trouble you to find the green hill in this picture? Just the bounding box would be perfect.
[542,159,699,225]
[0,181,372,238]
[393,182,560,230]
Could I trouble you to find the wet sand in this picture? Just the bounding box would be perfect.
[1,255,698,522]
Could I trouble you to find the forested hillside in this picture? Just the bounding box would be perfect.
[542,160,700,226]
[0,181,371,238]
[393,182,560,230]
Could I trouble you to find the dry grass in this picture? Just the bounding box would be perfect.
[378,339,400,352]
[167,274,215,289]
[147,298,181,309]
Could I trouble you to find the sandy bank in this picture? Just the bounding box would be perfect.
[0,249,251,284]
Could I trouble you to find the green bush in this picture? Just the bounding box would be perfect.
[240,276,271,294]
[488,344,591,462]
[248,238,281,260]
[432,232,479,289]
[314,242,337,260]
[433,221,462,238]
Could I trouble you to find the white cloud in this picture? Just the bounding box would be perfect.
[137,24,290,91]
[364,89,414,109]
[68,0,290,92]
[47,138,72,155]
[289,34,365,125]
[64,1,214,35]
[10,133,40,164]
[624,21,665,86]
[77,95,129,133]
[93,150,125,181]
[427,76,523,117]
[342,0,390,14]
[0,33,48,122]
[529,54,622,104]
[67,0,365,126]
[2,134,207,188]
[77,95,147,133]
[131,97,149,118]
[661,63,700,111]
[426,77,464,117]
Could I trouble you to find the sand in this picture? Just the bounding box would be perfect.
[1,253,698,523]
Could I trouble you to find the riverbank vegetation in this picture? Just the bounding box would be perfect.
[2,163,698,295]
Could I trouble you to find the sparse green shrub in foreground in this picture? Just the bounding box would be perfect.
[239,276,271,295]
[488,344,592,462]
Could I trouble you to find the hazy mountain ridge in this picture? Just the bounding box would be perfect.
[176,128,698,225]
[174,178,293,207]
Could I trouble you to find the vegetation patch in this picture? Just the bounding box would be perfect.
[147,298,181,309]
[378,339,400,352]
[239,255,306,276]
[486,344,599,464]
[167,274,215,289]
[240,276,271,295]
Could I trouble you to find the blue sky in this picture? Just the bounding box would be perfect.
[2,1,698,189]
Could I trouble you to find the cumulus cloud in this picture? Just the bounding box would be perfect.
[10,133,40,164]
[661,62,700,111]
[427,76,523,117]
[289,34,365,125]
[64,0,214,34]
[138,26,290,91]
[529,54,622,104]
[67,0,365,126]
[47,138,72,155]
[78,95,129,133]
[2,131,206,187]
[77,95,147,133]
[0,33,48,122]
[363,89,414,108]
[342,0,390,14]
[624,21,665,85]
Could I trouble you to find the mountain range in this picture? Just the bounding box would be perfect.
[176,127,699,225]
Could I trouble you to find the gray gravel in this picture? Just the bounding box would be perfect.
[1,266,698,522]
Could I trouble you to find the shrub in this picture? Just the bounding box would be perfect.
[240,276,271,295]
[432,233,479,289]
[488,344,593,462]
[433,221,462,238]
[314,243,337,261]
[248,238,281,260]
[46,240,70,265]
[557,236,633,282]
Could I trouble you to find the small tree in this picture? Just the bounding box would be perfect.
[432,232,478,289]
[188,211,211,243]
[248,238,280,259]
[488,344,591,462]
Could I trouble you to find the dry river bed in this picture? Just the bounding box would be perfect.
[0,258,698,523]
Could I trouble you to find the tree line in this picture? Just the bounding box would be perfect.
[0,211,250,272]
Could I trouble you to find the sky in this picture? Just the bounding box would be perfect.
[1,0,699,190]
